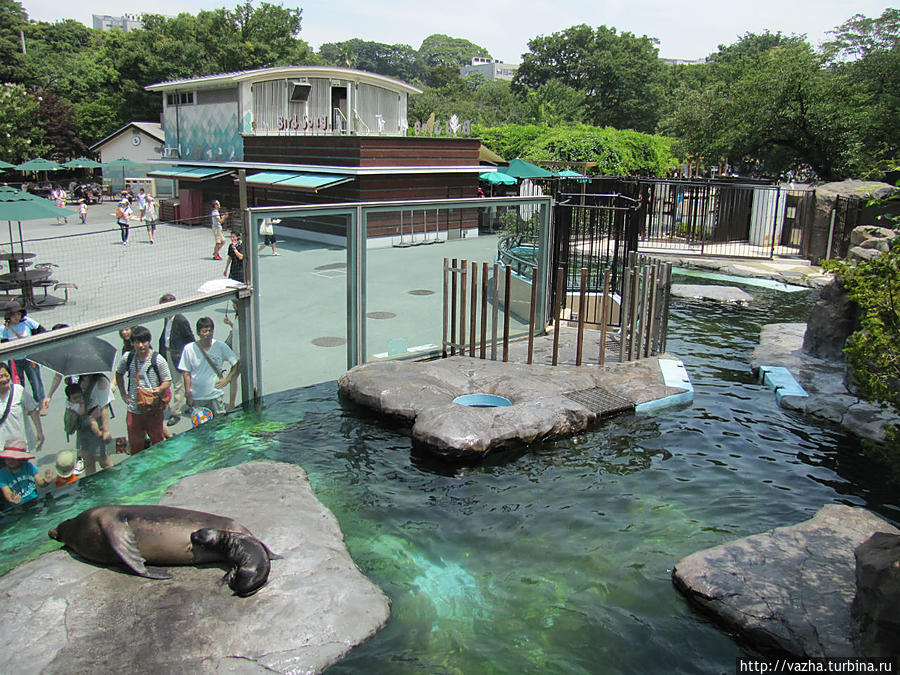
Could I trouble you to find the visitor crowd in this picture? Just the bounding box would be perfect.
[0,193,252,510]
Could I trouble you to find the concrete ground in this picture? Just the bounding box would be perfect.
[4,204,505,478]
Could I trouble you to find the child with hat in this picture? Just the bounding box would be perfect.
[54,450,79,487]
[0,438,52,507]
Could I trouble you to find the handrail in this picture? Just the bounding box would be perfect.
[497,235,538,281]
[352,109,370,135]
[332,108,349,134]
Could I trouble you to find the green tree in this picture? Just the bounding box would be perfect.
[418,33,489,69]
[660,32,857,178]
[319,38,423,82]
[34,87,86,160]
[823,9,899,176]
[0,0,27,83]
[0,83,48,162]
[513,24,665,132]
[476,124,679,176]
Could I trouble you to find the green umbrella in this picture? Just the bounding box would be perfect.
[63,157,104,169]
[0,188,76,257]
[505,158,553,179]
[0,160,15,170]
[14,157,63,172]
[479,171,517,186]
[104,157,140,190]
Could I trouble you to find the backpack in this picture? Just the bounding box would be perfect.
[125,351,164,390]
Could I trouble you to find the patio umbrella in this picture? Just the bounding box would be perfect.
[63,157,104,169]
[104,157,140,190]
[505,158,553,179]
[479,171,517,186]
[31,336,118,376]
[15,157,63,172]
[0,160,15,170]
[554,169,587,179]
[0,188,76,257]
[197,278,243,294]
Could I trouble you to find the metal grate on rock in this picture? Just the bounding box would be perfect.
[563,387,634,418]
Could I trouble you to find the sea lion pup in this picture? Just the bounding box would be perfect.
[190,528,281,596]
[48,505,279,592]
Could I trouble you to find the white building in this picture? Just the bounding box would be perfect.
[92,14,145,31]
[459,57,518,81]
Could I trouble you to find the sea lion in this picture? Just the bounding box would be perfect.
[48,505,280,593]
[190,528,277,596]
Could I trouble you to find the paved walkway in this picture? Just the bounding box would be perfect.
[5,205,506,477]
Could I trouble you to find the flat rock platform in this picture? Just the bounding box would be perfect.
[671,283,753,304]
[0,461,390,674]
[339,353,690,460]
[751,323,900,443]
[673,504,899,657]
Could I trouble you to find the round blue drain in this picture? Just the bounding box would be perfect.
[453,393,512,408]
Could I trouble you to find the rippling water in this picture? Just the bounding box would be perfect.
[1,276,896,673]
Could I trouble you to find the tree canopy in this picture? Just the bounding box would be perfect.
[0,4,895,181]
[513,24,664,133]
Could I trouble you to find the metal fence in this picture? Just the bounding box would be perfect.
[633,178,815,259]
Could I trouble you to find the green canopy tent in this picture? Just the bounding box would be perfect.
[479,171,517,185]
[63,157,104,169]
[15,157,63,172]
[505,158,553,179]
[103,157,140,192]
[479,170,518,197]
[0,187,76,258]
[15,157,63,186]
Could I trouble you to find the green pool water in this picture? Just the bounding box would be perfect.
[1,277,896,673]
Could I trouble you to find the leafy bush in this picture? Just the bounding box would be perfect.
[475,124,680,177]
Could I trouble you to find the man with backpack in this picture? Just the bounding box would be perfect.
[116,192,135,245]
[114,325,171,454]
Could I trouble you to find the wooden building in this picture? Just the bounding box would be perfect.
[145,66,484,244]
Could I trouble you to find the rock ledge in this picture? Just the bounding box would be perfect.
[0,461,390,674]
[672,504,899,656]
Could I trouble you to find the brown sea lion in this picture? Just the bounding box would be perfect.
[190,528,277,596]
[48,505,280,594]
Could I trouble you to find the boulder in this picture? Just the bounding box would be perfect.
[339,355,687,459]
[0,461,391,674]
[852,532,900,657]
[848,225,899,262]
[672,504,899,657]
[671,284,753,304]
[802,278,858,361]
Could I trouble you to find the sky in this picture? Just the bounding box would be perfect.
[20,0,895,62]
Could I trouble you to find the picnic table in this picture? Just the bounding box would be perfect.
[0,267,52,309]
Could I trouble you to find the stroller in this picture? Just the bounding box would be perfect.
[73,183,102,204]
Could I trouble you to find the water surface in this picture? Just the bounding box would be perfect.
[1,277,895,673]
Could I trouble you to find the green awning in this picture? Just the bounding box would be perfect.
[146,167,233,181]
[245,171,353,191]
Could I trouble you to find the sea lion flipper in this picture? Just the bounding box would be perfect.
[105,518,169,579]
[258,540,283,560]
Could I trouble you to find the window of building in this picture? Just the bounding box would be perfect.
[166,91,195,106]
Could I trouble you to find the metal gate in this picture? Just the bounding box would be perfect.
[549,178,642,325]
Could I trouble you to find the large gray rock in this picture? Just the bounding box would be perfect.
[339,355,687,459]
[671,284,753,304]
[754,323,900,443]
[0,461,390,674]
[848,225,899,262]
[808,180,897,262]
[852,532,900,657]
[802,278,858,361]
[672,504,899,657]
